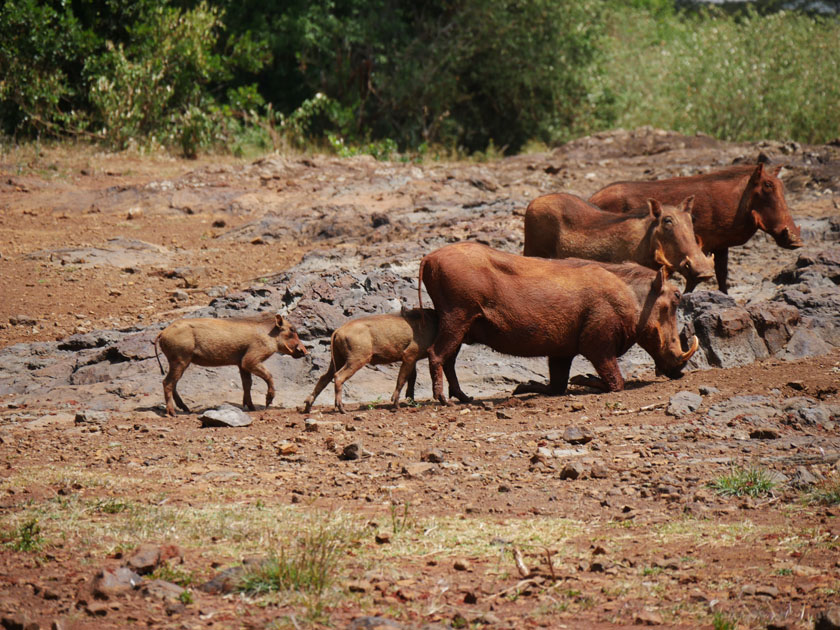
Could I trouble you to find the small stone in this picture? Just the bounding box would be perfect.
[126,544,162,575]
[790,466,820,488]
[85,602,109,617]
[815,607,840,630]
[422,449,444,463]
[402,462,435,478]
[347,580,372,593]
[559,462,583,480]
[348,617,404,630]
[750,426,780,440]
[199,404,252,428]
[126,207,143,220]
[699,385,720,395]
[667,391,703,417]
[495,410,512,420]
[140,579,184,602]
[304,418,320,432]
[276,441,298,456]
[1,614,39,630]
[374,533,391,545]
[340,442,369,461]
[91,566,143,599]
[563,426,592,445]
[171,289,189,302]
[74,410,110,426]
[634,610,663,625]
[9,315,37,326]
[787,380,806,391]
[570,402,585,411]
[453,559,470,571]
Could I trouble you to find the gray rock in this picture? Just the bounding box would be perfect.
[707,395,781,423]
[778,325,834,360]
[349,617,405,630]
[680,292,768,369]
[750,426,780,440]
[9,314,38,326]
[563,426,593,445]
[790,466,821,488]
[747,302,800,354]
[339,442,370,461]
[140,579,184,601]
[699,385,719,395]
[815,607,840,630]
[75,410,110,425]
[402,462,436,478]
[559,462,584,480]
[422,449,445,463]
[91,567,143,599]
[199,404,252,428]
[667,391,703,418]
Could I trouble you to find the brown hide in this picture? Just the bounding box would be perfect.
[419,242,697,404]
[302,308,438,413]
[589,162,803,293]
[523,192,713,284]
[154,313,307,417]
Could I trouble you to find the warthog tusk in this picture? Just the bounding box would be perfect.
[681,335,699,363]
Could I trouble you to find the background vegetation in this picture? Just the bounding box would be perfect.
[1,0,838,157]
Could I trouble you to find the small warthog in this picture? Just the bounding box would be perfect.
[523,192,714,285]
[302,308,438,413]
[154,313,307,417]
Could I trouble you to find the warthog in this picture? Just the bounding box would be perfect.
[154,313,307,417]
[590,161,803,293]
[302,308,438,413]
[523,192,714,285]
[419,242,697,404]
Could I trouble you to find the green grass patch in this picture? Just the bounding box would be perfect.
[709,466,777,498]
[804,478,840,506]
[4,517,44,552]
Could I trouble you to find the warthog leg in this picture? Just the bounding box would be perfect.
[332,353,371,413]
[240,350,276,410]
[405,365,418,402]
[302,362,337,413]
[713,247,729,294]
[513,357,572,396]
[163,359,191,416]
[392,359,418,408]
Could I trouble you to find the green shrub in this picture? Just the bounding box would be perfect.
[596,3,840,143]
[709,466,777,498]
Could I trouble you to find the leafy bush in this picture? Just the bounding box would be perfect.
[709,466,777,498]
[596,3,840,143]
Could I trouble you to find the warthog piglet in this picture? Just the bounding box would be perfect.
[154,313,307,417]
[302,308,438,413]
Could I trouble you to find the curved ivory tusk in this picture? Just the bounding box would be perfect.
[680,336,699,363]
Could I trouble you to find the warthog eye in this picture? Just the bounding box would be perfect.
[763,181,774,191]
[663,217,673,226]
[674,290,681,301]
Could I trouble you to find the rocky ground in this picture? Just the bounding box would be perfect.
[1,129,839,630]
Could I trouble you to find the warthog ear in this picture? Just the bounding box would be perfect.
[274,313,285,329]
[654,243,674,270]
[679,195,695,214]
[654,265,670,292]
[647,198,662,218]
[772,165,783,177]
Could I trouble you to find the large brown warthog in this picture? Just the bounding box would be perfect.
[589,161,803,293]
[419,242,698,404]
[302,308,438,414]
[154,313,308,417]
[523,192,713,285]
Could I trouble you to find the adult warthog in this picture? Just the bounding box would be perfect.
[418,242,698,404]
[523,192,713,285]
[590,161,803,293]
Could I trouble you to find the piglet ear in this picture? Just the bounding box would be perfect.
[275,313,285,328]
[772,165,783,177]
[647,198,662,218]
[679,195,695,214]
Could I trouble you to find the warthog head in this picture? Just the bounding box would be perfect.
[744,163,803,249]
[636,266,698,378]
[649,196,715,285]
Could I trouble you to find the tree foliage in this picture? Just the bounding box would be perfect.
[1,0,838,155]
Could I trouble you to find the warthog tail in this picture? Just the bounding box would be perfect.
[153,334,165,375]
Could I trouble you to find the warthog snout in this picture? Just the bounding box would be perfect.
[774,225,804,249]
[680,255,714,282]
[656,335,699,379]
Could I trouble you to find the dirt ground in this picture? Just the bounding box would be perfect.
[0,135,839,630]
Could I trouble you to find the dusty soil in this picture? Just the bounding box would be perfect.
[0,132,839,630]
